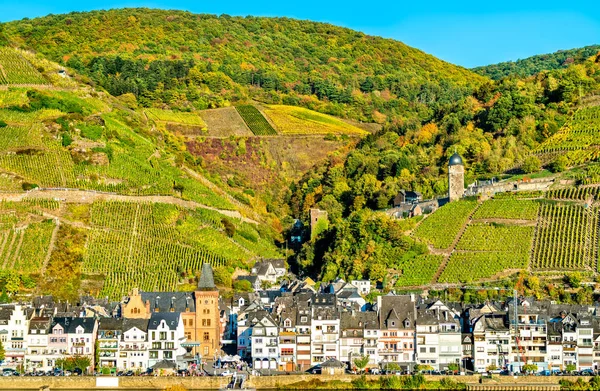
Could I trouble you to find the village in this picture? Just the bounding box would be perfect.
[0,260,599,378]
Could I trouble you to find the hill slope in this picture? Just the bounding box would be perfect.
[473,45,600,80]
[1,8,485,123]
[0,47,282,300]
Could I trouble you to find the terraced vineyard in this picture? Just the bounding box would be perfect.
[235,105,277,135]
[84,201,279,299]
[531,203,598,270]
[546,186,599,201]
[535,105,600,165]
[473,199,540,220]
[263,105,368,135]
[412,200,478,249]
[0,48,48,85]
[439,223,534,283]
[0,201,58,274]
[394,254,444,287]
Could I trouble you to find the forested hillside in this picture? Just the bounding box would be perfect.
[473,45,600,80]
[1,8,483,124]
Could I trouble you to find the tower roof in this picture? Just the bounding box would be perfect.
[448,153,464,166]
[198,263,217,291]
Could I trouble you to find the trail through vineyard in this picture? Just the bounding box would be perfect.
[0,188,258,224]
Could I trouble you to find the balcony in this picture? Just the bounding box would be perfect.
[121,345,146,351]
[100,344,118,349]
[72,342,86,347]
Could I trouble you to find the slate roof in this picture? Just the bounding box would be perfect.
[122,318,149,333]
[198,263,217,290]
[98,317,123,331]
[340,311,379,333]
[52,317,96,334]
[378,294,416,330]
[140,292,195,313]
[148,312,181,330]
[29,317,51,332]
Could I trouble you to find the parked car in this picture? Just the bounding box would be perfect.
[125,370,134,376]
[221,370,233,376]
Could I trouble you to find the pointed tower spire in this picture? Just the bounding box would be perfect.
[198,263,217,291]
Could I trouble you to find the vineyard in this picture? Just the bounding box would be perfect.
[0,48,48,85]
[472,199,540,220]
[394,254,444,287]
[235,105,278,135]
[412,200,478,249]
[263,105,368,135]
[531,203,598,270]
[439,223,534,283]
[83,201,280,299]
[0,201,59,275]
[535,105,600,165]
[546,186,599,201]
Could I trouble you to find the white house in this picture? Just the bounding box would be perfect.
[25,317,54,371]
[148,312,186,368]
[250,311,279,370]
[0,304,31,365]
[119,318,150,371]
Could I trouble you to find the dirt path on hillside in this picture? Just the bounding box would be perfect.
[0,189,259,224]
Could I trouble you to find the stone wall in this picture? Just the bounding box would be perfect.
[0,374,590,390]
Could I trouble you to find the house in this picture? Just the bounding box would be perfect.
[254,259,286,278]
[252,262,279,285]
[311,299,341,365]
[336,290,367,312]
[340,311,379,368]
[277,306,298,371]
[147,312,186,368]
[377,294,417,370]
[26,317,54,371]
[393,190,422,207]
[249,311,279,370]
[468,304,510,373]
[0,305,33,365]
[320,358,346,375]
[119,318,150,371]
[51,317,98,372]
[507,303,548,372]
[97,318,123,370]
[350,280,371,295]
[416,301,462,371]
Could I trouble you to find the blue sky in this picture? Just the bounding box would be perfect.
[1,1,599,68]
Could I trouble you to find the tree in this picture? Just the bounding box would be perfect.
[233,279,253,292]
[447,363,459,374]
[522,156,541,173]
[522,364,538,374]
[550,155,568,173]
[0,340,5,362]
[353,355,370,373]
[414,364,434,373]
[486,364,498,372]
[565,364,576,373]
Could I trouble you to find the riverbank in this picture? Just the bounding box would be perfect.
[0,374,596,390]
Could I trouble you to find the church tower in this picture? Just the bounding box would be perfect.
[448,152,464,202]
[195,263,221,358]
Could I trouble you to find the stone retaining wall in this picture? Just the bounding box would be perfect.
[0,374,587,390]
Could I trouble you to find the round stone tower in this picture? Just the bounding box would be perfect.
[448,152,464,202]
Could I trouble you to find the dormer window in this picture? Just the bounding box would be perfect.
[284,319,291,328]
[404,320,410,328]
[391,321,395,327]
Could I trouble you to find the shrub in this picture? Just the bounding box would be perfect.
[0,120,7,128]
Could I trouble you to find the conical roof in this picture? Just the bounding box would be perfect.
[198,263,217,291]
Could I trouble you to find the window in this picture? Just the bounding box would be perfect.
[429,347,435,353]
[165,342,174,349]
[204,346,209,355]
[152,332,156,340]
[203,332,209,341]
[183,319,187,326]
[189,319,193,326]
[420,347,426,353]
[202,319,211,327]
[152,342,161,349]
[185,332,192,340]
[164,351,172,359]
[159,332,167,340]
[149,351,158,359]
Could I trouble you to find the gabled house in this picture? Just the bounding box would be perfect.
[119,318,150,371]
[26,316,54,371]
[148,312,186,368]
[377,294,417,370]
[249,311,279,370]
[0,304,32,365]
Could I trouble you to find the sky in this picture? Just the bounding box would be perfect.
[0,1,599,68]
